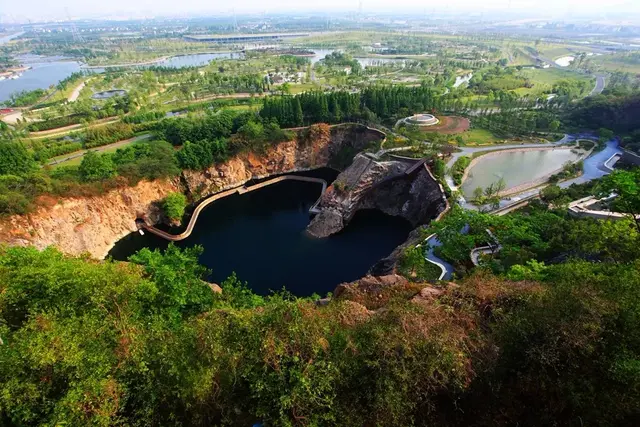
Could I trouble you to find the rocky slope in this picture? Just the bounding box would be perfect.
[0,124,384,259]
[307,155,448,238]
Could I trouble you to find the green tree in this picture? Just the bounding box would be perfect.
[162,192,187,222]
[0,141,37,176]
[598,128,615,142]
[78,151,116,182]
[596,169,640,232]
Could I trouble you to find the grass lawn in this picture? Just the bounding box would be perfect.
[515,68,593,97]
[289,82,318,94]
[537,46,575,60]
[50,156,83,169]
[455,128,500,146]
[588,54,640,74]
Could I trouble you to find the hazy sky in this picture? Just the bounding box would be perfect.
[2,0,640,23]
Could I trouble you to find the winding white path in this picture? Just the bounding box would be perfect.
[141,175,327,241]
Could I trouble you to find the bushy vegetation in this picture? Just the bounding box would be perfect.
[2,211,640,426]
[2,88,46,107]
[162,192,187,222]
[450,156,471,185]
[84,122,135,148]
[468,66,528,93]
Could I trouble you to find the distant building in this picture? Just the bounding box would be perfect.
[184,33,309,44]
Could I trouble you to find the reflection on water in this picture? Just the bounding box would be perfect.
[109,169,412,297]
[0,56,82,102]
[154,52,245,68]
[461,149,582,198]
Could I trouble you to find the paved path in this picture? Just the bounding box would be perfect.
[46,134,152,166]
[423,234,454,280]
[589,74,606,97]
[141,175,327,241]
[68,79,90,102]
[444,134,573,193]
[426,136,622,278]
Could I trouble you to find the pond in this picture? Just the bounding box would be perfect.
[91,89,127,99]
[109,169,412,297]
[461,148,583,198]
[153,52,245,68]
[0,55,82,103]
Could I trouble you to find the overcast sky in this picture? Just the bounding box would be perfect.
[2,0,640,23]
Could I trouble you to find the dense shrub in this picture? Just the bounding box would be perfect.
[162,192,187,222]
[450,156,471,185]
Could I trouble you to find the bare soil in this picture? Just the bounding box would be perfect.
[423,116,470,134]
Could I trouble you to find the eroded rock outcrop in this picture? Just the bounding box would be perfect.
[0,124,384,259]
[307,155,447,238]
[0,179,181,259]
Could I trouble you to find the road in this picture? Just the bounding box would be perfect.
[426,137,621,279]
[444,134,573,192]
[467,137,620,212]
[589,74,606,97]
[46,134,152,166]
[68,79,90,102]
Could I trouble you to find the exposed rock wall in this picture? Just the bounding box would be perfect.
[0,124,383,259]
[307,156,447,238]
[0,179,181,260]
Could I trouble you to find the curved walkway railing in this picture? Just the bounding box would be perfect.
[140,175,327,242]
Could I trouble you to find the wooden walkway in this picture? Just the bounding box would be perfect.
[140,175,327,242]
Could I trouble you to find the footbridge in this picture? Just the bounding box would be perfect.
[138,175,327,242]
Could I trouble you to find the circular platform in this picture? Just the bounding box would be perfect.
[402,113,440,127]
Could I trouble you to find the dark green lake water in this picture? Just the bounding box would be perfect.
[109,169,412,296]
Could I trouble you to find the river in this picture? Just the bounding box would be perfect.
[461,148,582,198]
[109,169,412,296]
[145,52,244,68]
[0,55,82,103]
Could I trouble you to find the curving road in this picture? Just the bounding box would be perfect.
[589,74,606,97]
[444,134,573,193]
[427,136,622,277]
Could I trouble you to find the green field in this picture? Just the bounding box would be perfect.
[456,128,500,146]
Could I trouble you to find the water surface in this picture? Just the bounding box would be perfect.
[154,52,244,68]
[461,148,582,197]
[0,55,82,102]
[109,169,412,296]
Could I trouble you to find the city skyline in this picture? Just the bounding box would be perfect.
[2,0,640,24]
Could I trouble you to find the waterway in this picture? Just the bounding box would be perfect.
[0,55,82,103]
[151,52,244,68]
[461,148,582,198]
[109,169,412,297]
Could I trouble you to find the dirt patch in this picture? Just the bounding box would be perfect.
[422,116,470,134]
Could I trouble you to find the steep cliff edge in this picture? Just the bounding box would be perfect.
[0,124,383,259]
[0,179,182,260]
[307,155,447,238]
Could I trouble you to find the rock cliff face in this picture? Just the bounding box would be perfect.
[0,179,181,260]
[307,155,447,238]
[0,124,384,259]
[181,124,384,198]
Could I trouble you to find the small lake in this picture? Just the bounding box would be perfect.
[109,169,412,297]
[153,52,244,68]
[0,55,82,102]
[461,148,582,198]
[308,50,405,68]
[92,89,127,99]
